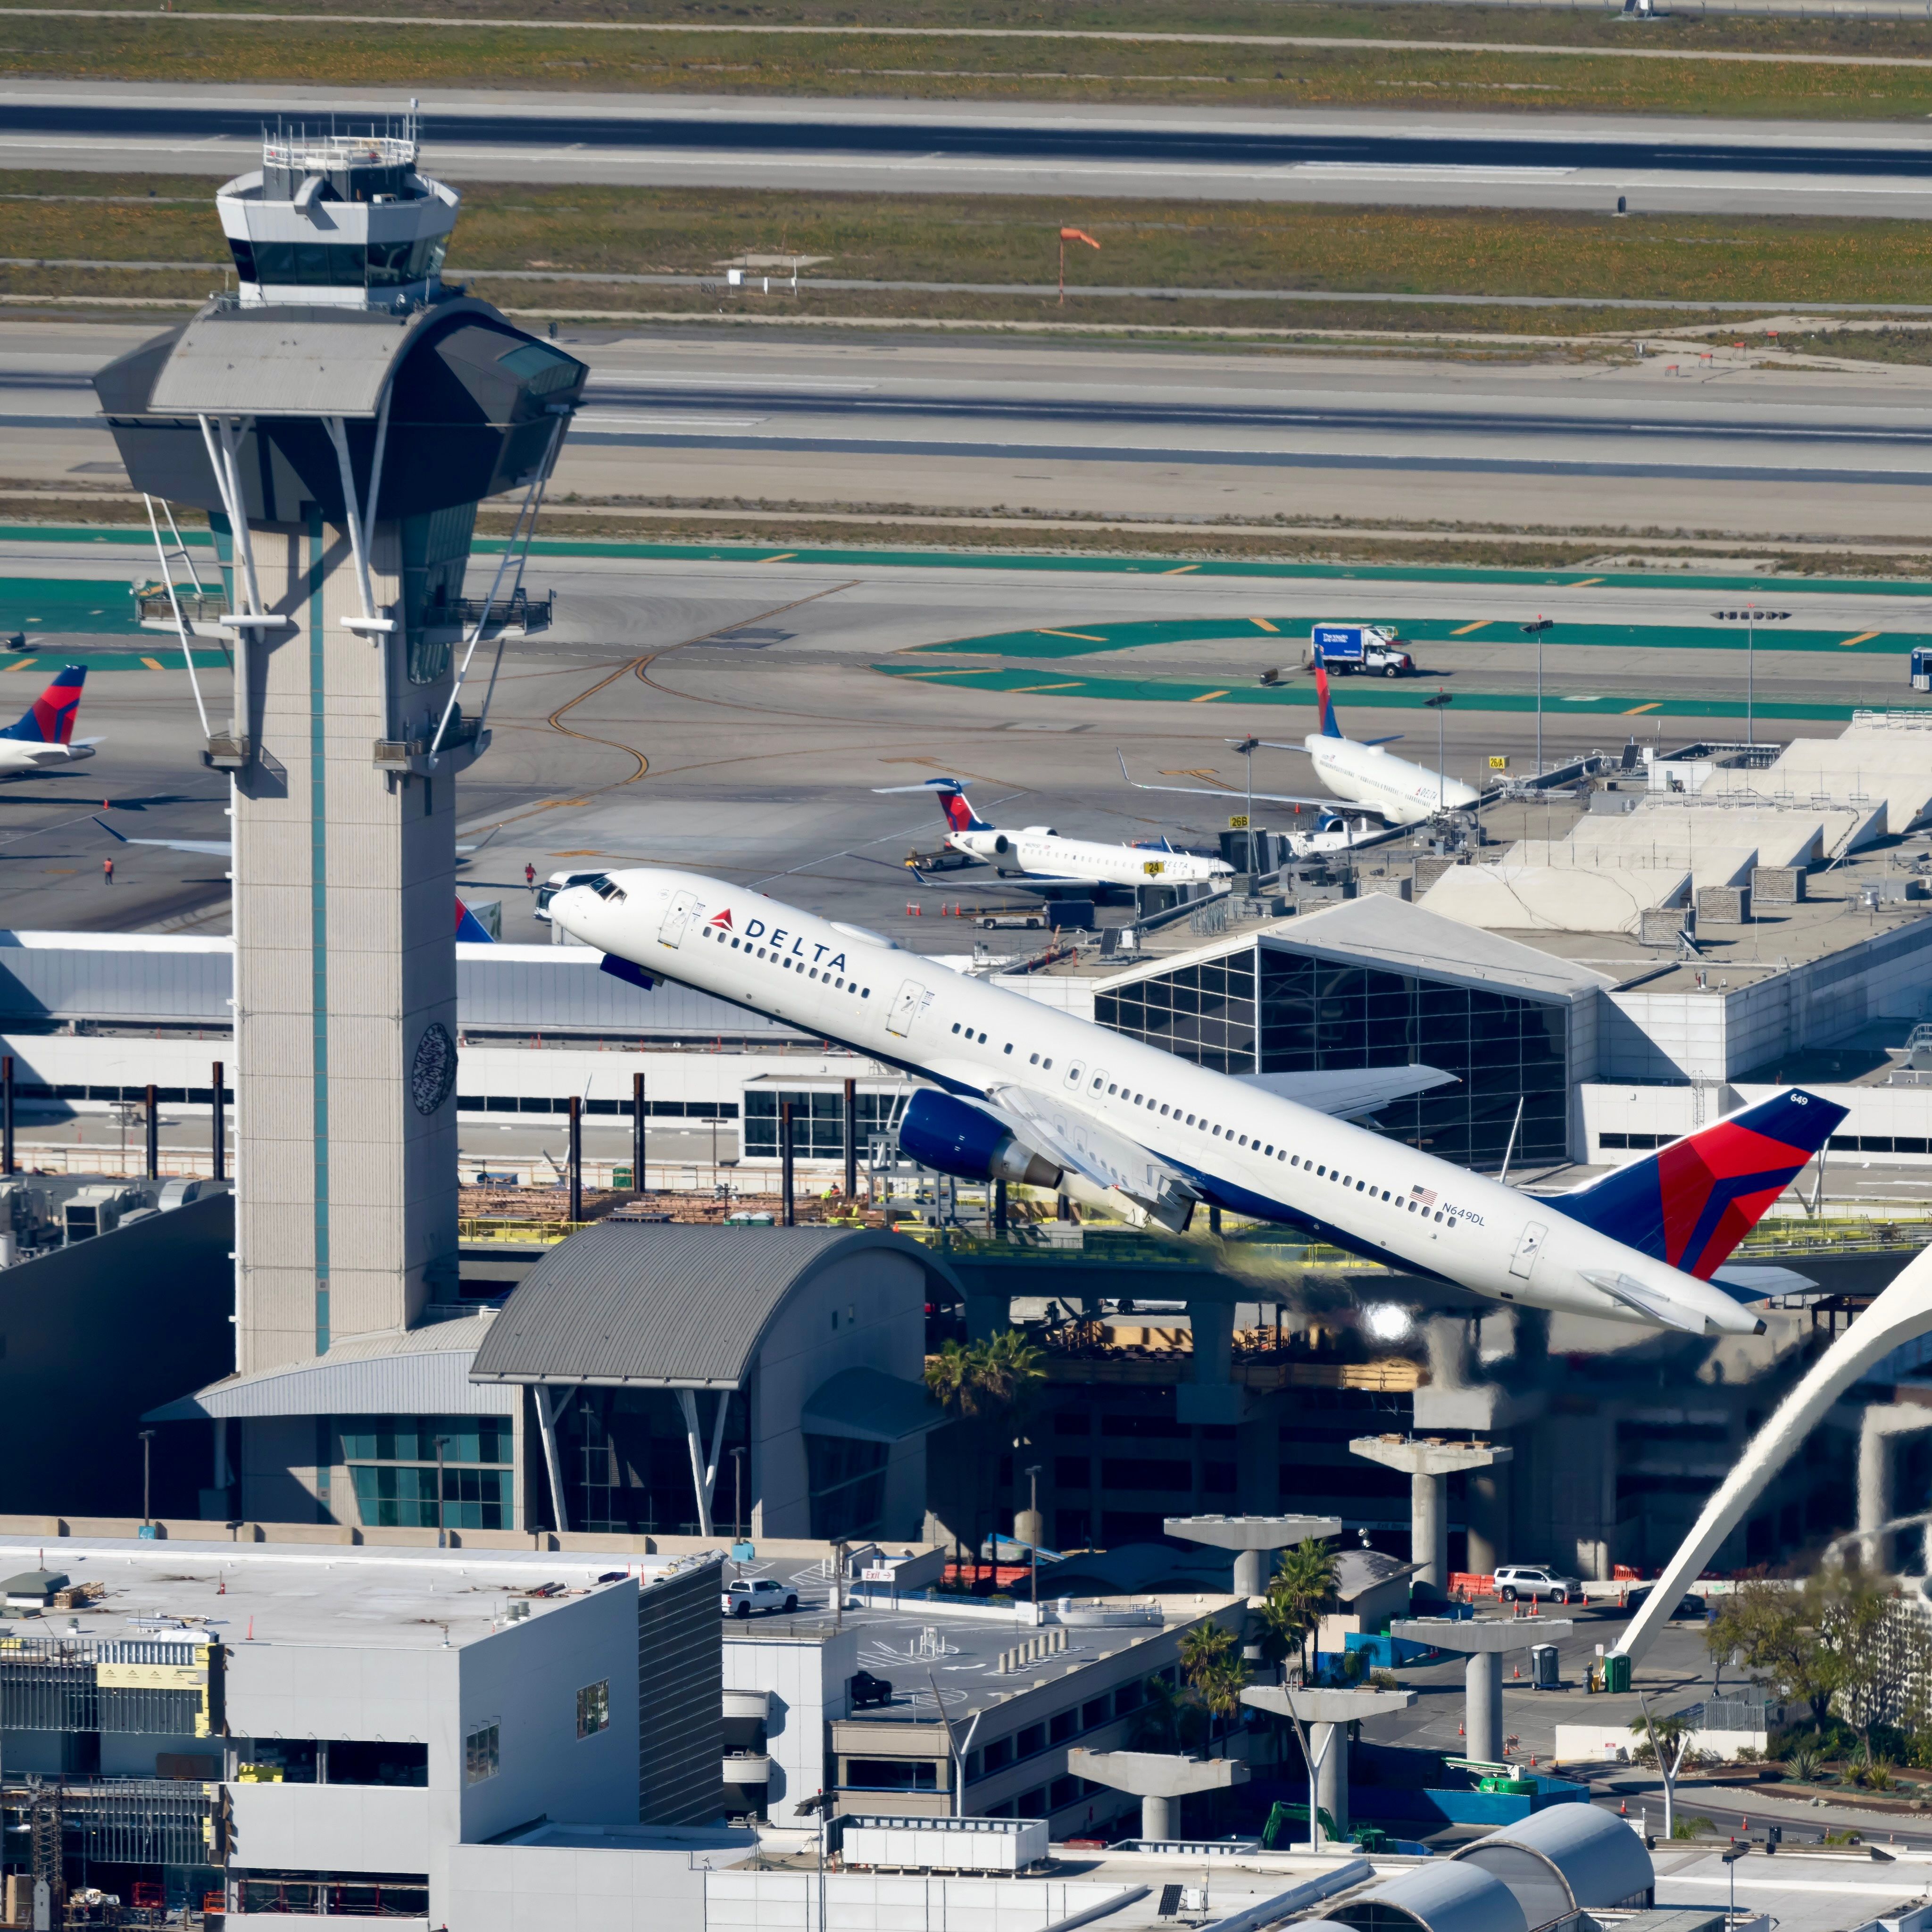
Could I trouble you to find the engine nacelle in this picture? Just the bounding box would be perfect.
[898,1090,1061,1190]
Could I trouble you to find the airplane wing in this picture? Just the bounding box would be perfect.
[92,816,229,856]
[982,1081,1202,1232]
[1238,1066,1457,1119]
[1116,750,1374,816]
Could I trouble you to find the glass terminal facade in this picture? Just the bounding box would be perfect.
[1094,936,1570,1170]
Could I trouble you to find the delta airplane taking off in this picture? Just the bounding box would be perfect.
[878,777,1232,891]
[0,665,100,775]
[1124,656,1479,830]
[552,866,1844,1337]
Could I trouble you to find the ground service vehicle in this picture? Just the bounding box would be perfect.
[1310,625,1414,678]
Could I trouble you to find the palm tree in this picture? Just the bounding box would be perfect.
[1131,1674,1208,1755]
[1266,1539,1341,1681]
[1181,1623,1250,1754]
[923,1329,1049,1562]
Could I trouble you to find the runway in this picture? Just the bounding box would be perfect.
[14,323,1932,540]
[10,83,1932,213]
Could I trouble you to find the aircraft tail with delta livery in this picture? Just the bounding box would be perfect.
[0,664,100,773]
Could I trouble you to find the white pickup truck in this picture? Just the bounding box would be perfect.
[721,1578,799,1619]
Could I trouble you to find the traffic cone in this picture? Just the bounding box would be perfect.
[1620,1801,1627,1817]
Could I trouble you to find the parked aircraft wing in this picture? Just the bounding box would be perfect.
[92,815,230,856]
[1116,749,1335,813]
[983,1081,1202,1232]
[1238,1066,1457,1118]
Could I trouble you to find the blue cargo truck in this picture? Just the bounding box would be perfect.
[1310,623,1415,677]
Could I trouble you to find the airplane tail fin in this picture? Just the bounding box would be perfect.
[1312,654,1342,739]
[455,898,496,943]
[931,779,991,833]
[1557,1088,1847,1280]
[0,663,85,744]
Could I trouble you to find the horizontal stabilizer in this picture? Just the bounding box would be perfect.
[1239,1066,1457,1119]
[1710,1263,1820,1303]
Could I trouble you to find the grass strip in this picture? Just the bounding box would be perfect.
[4,10,1932,112]
[14,176,1932,316]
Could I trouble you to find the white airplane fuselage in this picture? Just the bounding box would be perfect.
[554,866,1760,1337]
[1307,733,1479,826]
[946,826,1232,889]
[0,741,94,775]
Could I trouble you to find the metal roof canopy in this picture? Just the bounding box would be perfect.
[1450,1801,1654,1916]
[146,1314,513,1421]
[146,304,415,417]
[799,1365,948,1445]
[469,1224,964,1392]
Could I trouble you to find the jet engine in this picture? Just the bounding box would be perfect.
[898,1090,1061,1189]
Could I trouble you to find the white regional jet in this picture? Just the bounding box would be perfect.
[0,665,102,775]
[877,777,1232,892]
[552,867,1844,1337]
[1124,655,1479,830]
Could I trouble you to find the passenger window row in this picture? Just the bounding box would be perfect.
[706,922,869,998]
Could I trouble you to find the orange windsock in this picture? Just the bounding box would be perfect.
[1060,228,1101,249]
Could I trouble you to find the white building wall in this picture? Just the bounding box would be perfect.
[457,1581,642,1846]
[1581,1081,1932,1166]
[724,1628,856,1825]
[749,1250,930,1541]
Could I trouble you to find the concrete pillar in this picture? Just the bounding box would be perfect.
[1141,1793,1173,1842]
[966,1293,1009,1343]
[1194,1299,1233,1383]
[1412,1470,1447,1590]
[1233,1548,1266,1600]
[1466,1650,1502,1765]
[1313,1724,1347,1838]
[1466,1457,1510,1576]
[1236,1414,1278,1516]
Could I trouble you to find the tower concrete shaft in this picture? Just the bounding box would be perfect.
[226,514,461,1370]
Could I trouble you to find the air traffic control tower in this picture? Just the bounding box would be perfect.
[95,126,585,1377]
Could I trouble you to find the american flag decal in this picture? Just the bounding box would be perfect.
[1411,1186,1437,1207]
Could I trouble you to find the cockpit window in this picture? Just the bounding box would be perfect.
[589,876,626,902]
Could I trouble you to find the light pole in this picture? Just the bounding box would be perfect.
[138,1427,155,1526]
[1425,690,1453,815]
[1024,1464,1042,1607]
[729,1445,746,1543]
[1711,604,1790,749]
[1722,1842,1746,1918]
[1227,737,1259,875]
[1520,616,1552,776]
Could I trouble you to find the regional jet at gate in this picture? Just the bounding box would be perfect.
[1122,655,1479,831]
[877,776,1232,892]
[551,867,1845,1338]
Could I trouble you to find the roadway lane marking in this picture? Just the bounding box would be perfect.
[1189,689,1232,702]
[1037,628,1108,641]
[1011,682,1084,693]
[1293,163,1577,180]
[1165,564,1200,575]
[1569,576,1606,587]
[140,656,163,669]
[3,658,35,671]
[759,552,798,563]
[1249,617,1278,632]
[1450,620,1491,636]
[1624,702,1663,715]
[1839,629,1881,647]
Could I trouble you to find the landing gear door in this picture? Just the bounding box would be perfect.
[1509,1221,1548,1280]
[658,890,700,949]
[886,979,927,1039]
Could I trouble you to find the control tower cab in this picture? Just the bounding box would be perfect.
[217,125,458,311]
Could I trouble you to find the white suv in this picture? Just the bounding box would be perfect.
[1493,1564,1583,1605]
[721,1578,799,1619]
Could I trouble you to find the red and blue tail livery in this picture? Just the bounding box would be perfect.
[1558,1089,1847,1281]
[896,777,993,834]
[1312,653,1342,739]
[0,663,84,744]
